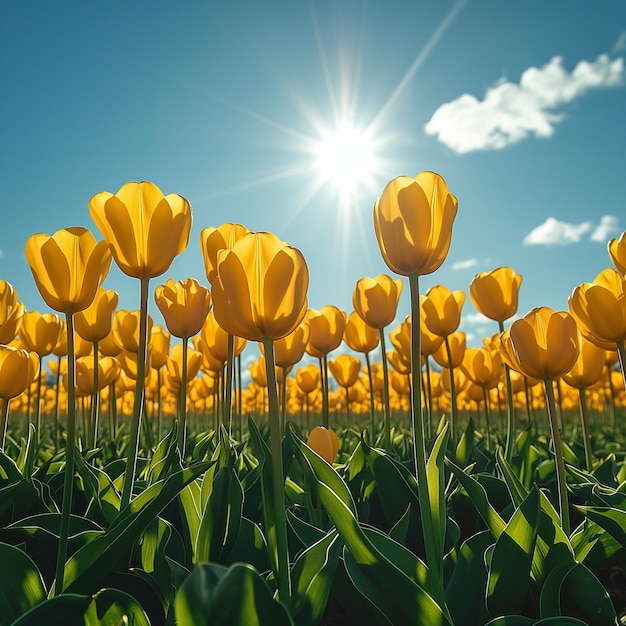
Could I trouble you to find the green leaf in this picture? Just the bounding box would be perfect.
[427,422,449,564]
[174,562,293,626]
[225,516,269,573]
[291,528,341,626]
[445,530,493,626]
[144,424,181,485]
[60,461,212,595]
[455,417,475,468]
[540,561,617,625]
[84,587,151,626]
[487,486,541,617]
[575,505,626,549]
[446,459,507,539]
[11,594,91,626]
[0,542,46,624]
[495,445,528,507]
[195,464,244,564]
[288,425,451,626]
[74,452,121,525]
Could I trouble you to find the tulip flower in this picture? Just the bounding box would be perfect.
[328,353,362,422]
[25,225,111,594]
[608,231,626,275]
[89,181,191,507]
[18,310,63,442]
[0,281,25,344]
[0,345,33,449]
[469,266,522,460]
[305,306,346,429]
[306,426,339,464]
[154,277,212,450]
[499,307,580,534]
[568,268,626,387]
[373,171,457,607]
[561,335,606,470]
[211,230,308,608]
[76,355,120,395]
[352,274,403,447]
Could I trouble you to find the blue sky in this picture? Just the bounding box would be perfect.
[1,1,625,356]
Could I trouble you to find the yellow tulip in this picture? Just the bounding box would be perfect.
[165,342,202,385]
[211,232,309,341]
[25,227,112,314]
[568,268,626,348]
[76,355,120,394]
[343,311,379,354]
[0,345,33,400]
[295,364,321,395]
[306,426,339,464]
[328,353,361,389]
[272,320,310,369]
[113,310,154,353]
[352,274,403,330]
[469,266,522,323]
[89,181,191,279]
[421,285,466,338]
[608,231,626,275]
[200,222,250,283]
[561,335,606,390]
[74,288,119,343]
[306,306,346,358]
[499,307,580,381]
[432,331,466,369]
[155,277,212,339]
[0,281,25,344]
[373,171,458,277]
[18,311,63,357]
[149,325,171,370]
[461,347,502,390]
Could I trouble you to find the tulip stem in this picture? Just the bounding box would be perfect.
[91,341,100,449]
[35,359,43,447]
[319,356,329,429]
[262,338,292,610]
[364,351,376,442]
[408,273,445,609]
[544,378,570,535]
[121,277,150,509]
[379,328,392,450]
[224,334,235,436]
[577,387,593,471]
[617,339,626,390]
[178,338,189,455]
[443,335,457,444]
[0,398,9,451]
[55,312,77,595]
[498,321,516,461]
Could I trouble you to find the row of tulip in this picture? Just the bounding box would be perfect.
[1,173,626,624]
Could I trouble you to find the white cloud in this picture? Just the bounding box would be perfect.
[451,258,478,270]
[614,32,626,54]
[425,54,624,153]
[523,217,592,246]
[463,312,490,325]
[590,214,621,242]
[0,249,3,258]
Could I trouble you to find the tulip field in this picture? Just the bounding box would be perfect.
[1,175,626,625]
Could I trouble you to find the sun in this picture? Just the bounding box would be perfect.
[314,123,377,200]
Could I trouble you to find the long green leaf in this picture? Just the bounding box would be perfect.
[84,587,151,626]
[0,541,46,624]
[487,486,540,617]
[11,594,91,625]
[574,505,626,549]
[60,461,212,595]
[426,422,449,563]
[175,562,293,626]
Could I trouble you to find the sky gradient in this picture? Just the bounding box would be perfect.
[1,1,625,359]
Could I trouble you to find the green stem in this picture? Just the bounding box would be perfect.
[544,378,570,535]
[157,368,163,442]
[121,277,150,509]
[0,398,9,451]
[55,312,77,595]
[224,334,235,436]
[35,358,43,447]
[409,273,445,608]
[262,338,292,610]
[91,341,100,449]
[617,339,626,391]
[425,358,433,440]
[379,328,391,450]
[364,351,375,443]
[178,338,189,455]
[482,386,491,452]
[499,321,516,461]
[319,356,329,429]
[54,356,61,452]
[578,387,593,471]
[443,335,457,444]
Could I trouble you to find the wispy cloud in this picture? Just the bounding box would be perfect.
[463,312,490,325]
[590,215,621,242]
[451,258,478,270]
[614,32,626,54]
[523,215,620,246]
[425,54,624,153]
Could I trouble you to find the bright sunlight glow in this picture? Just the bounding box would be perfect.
[314,124,376,197]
